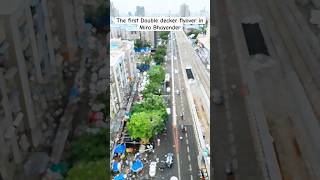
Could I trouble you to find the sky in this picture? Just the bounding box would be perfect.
[111,0,210,16]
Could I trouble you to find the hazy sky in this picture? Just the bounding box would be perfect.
[111,0,210,15]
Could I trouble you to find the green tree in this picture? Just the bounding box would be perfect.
[144,41,152,47]
[134,39,143,49]
[127,112,154,142]
[153,54,165,65]
[159,32,169,40]
[66,159,107,180]
[68,128,108,164]
[142,82,162,96]
[156,48,166,56]
[148,66,165,83]
[143,56,152,64]
[143,94,166,111]
[131,103,145,114]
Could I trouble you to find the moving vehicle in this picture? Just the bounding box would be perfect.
[167,87,171,93]
[170,176,178,180]
[149,161,157,177]
[176,90,180,95]
[165,153,174,167]
[180,124,186,133]
[166,108,171,115]
[165,73,170,82]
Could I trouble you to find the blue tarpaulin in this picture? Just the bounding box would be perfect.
[114,144,126,155]
[69,85,79,98]
[114,173,125,180]
[134,47,151,53]
[131,159,143,173]
[112,161,121,172]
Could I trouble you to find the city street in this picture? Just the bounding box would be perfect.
[149,33,201,180]
[212,0,263,179]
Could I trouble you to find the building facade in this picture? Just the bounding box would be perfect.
[135,6,145,16]
[110,39,136,120]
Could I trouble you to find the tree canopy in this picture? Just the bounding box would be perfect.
[66,159,107,180]
[159,32,169,40]
[147,65,165,84]
[127,110,166,142]
[127,112,155,142]
[68,128,108,164]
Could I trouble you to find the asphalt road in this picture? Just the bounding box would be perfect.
[212,0,263,180]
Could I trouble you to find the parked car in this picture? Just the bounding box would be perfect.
[149,161,157,177]
[165,153,174,167]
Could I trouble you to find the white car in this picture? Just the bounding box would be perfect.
[166,108,171,115]
[166,87,171,93]
[149,161,157,177]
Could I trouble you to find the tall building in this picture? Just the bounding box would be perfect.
[110,39,136,119]
[110,2,119,17]
[135,6,145,16]
[180,3,191,17]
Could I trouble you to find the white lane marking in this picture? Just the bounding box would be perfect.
[229,133,235,143]
[190,175,193,180]
[228,121,233,131]
[186,132,188,138]
[189,164,192,171]
[230,144,237,156]
[187,146,190,153]
[186,138,189,145]
[232,158,238,170]
[188,155,191,161]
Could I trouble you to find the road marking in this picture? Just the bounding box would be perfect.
[187,146,190,153]
[232,158,238,170]
[228,121,233,131]
[189,164,192,171]
[188,155,191,161]
[190,175,193,180]
[228,133,235,143]
[186,137,189,144]
[226,110,232,120]
[230,144,237,156]
[186,132,188,138]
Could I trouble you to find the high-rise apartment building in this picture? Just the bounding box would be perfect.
[135,6,145,16]
[180,3,191,17]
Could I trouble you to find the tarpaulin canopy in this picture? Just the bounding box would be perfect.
[114,144,126,155]
[114,173,125,180]
[131,159,143,173]
[112,161,121,172]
